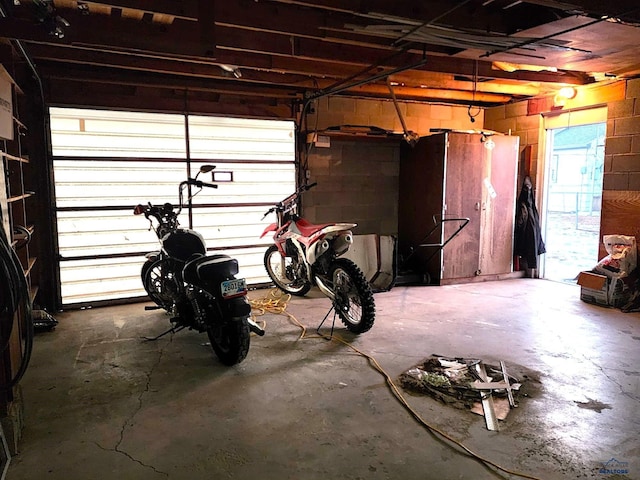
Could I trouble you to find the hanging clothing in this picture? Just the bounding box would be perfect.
[514,176,546,269]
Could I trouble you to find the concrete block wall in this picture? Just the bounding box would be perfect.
[605,78,640,192]
[301,97,484,236]
[601,78,640,245]
[303,139,400,235]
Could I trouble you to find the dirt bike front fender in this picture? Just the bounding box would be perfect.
[260,223,278,238]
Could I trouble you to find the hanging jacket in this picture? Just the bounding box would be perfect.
[514,176,546,269]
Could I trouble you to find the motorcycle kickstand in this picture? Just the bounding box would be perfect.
[316,305,338,340]
[142,325,187,341]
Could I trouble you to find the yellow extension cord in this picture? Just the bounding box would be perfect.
[249,288,543,480]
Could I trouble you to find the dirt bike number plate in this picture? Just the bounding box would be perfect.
[221,278,247,298]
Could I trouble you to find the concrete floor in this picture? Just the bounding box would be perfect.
[6,279,640,480]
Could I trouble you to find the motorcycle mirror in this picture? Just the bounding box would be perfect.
[133,204,145,215]
[199,165,216,173]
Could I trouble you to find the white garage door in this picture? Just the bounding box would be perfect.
[50,108,296,306]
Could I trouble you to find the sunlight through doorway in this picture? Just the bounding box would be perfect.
[542,119,606,283]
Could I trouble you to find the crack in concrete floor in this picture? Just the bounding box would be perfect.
[104,335,172,478]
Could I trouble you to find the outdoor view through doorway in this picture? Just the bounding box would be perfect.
[542,121,606,283]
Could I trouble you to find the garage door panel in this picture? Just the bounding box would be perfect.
[51,108,295,305]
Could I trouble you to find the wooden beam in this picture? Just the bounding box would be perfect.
[1,9,594,93]
[73,0,518,35]
[388,71,542,96]
[347,83,512,104]
[3,7,592,85]
[46,78,294,117]
[25,43,326,87]
[37,63,304,99]
[83,0,197,20]
[197,0,215,57]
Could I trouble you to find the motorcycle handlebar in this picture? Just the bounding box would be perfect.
[262,182,317,218]
[183,178,219,189]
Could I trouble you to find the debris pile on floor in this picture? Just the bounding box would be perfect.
[399,355,522,431]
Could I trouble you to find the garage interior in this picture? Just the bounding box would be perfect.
[1,1,640,479]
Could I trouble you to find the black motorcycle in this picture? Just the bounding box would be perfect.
[134,165,264,366]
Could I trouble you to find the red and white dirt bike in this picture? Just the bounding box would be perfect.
[260,183,375,334]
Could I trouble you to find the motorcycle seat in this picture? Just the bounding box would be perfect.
[183,254,239,285]
[294,217,333,237]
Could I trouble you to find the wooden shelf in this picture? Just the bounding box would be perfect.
[13,116,27,131]
[0,151,29,163]
[8,193,34,203]
[25,257,37,276]
[1,50,42,451]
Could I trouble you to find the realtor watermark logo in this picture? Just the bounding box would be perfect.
[599,458,629,475]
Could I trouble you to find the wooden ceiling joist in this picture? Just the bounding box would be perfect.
[2,0,639,113]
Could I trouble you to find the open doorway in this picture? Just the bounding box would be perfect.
[542,120,606,283]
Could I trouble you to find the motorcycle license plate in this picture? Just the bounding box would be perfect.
[221,278,247,298]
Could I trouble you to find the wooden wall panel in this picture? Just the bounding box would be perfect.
[599,190,640,259]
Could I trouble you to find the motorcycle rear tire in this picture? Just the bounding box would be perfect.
[263,245,311,296]
[329,258,376,334]
[207,317,251,366]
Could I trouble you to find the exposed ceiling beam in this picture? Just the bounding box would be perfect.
[345,83,513,105]
[24,43,326,87]
[1,10,589,86]
[36,60,520,107]
[388,71,543,96]
[80,0,196,20]
[37,63,304,99]
[46,77,294,117]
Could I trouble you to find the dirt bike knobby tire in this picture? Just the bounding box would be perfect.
[329,258,375,334]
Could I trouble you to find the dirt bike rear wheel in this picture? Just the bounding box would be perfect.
[207,317,250,366]
[329,258,375,334]
[264,245,311,296]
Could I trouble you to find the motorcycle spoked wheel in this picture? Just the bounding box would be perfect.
[327,258,376,334]
[263,245,311,296]
[207,317,251,366]
[142,258,179,310]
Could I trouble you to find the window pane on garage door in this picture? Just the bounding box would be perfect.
[51,108,295,305]
[50,108,187,158]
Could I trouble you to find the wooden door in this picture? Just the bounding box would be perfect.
[442,133,483,280]
[478,134,519,275]
[398,134,446,281]
[442,133,518,281]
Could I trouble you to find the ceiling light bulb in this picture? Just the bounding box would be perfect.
[558,87,577,99]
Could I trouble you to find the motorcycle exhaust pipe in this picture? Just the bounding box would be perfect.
[332,232,353,255]
[247,318,265,336]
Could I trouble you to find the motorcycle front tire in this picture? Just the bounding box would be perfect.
[263,245,311,296]
[142,258,174,311]
[207,317,251,366]
[329,258,376,334]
